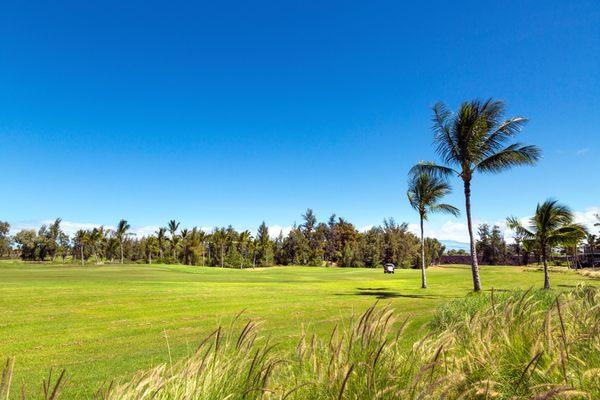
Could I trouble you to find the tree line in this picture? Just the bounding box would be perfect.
[3,211,447,269]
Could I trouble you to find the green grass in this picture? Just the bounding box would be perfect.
[0,262,596,398]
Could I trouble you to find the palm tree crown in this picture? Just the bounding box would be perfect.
[412,99,541,291]
[116,219,130,238]
[407,173,459,220]
[507,199,587,289]
[115,219,131,264]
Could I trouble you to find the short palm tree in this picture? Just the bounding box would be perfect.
[507,199,587,289]
[407,172,459,288]
[115,219,131,264]
[412,99,541,291]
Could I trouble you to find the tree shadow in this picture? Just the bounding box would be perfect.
[338,287,441,299]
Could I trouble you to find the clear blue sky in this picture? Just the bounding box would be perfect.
[1,0,598,241]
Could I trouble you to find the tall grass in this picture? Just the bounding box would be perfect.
[3,286,599,399]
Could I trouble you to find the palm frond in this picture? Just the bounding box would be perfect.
[409,162,456,178]
[547,224,588,247]
[506,216,535,239]
[475,143,541,174]
[430,203,460,217]
[432,102,460,164]
[482,116,528,156]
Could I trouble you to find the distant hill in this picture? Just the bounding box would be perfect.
[440,240,470,251]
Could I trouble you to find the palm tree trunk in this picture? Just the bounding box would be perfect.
[81,245,84,267]
[420,216,427,289]
[464,180,482,291]
[542,244,550,289]
[120,240,124,264]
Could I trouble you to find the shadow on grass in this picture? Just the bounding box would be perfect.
[338,287,443,300]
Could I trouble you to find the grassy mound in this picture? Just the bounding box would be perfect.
[3,286,599,399]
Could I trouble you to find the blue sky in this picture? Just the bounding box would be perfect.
[1,0,599,242]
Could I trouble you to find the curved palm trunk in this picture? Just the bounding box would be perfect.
[420,215,427,289]
[464,180,482,291]
[542,244,550,289]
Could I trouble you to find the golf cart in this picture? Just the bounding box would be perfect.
[384,263,395,274]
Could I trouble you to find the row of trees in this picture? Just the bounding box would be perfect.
[5,212,448,269]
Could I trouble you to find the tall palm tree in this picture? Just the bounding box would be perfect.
[168,220,180,260]
[407,172,459,288]
[115,219,131,264]
[411,99,541,291]
[507,199,586,289]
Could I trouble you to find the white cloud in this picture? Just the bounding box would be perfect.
[267,225,292,238]
[574,207,600,231]
[358,225,374,233]
[576,148,589,156]
[408,220,470,243]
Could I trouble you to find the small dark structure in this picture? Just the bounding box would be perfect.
[384,263,395,274]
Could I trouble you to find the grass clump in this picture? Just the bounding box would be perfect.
[3,286,599,399]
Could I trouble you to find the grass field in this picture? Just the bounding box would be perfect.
[0,262,597,398]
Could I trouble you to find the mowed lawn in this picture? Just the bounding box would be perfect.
[0,262,597,398]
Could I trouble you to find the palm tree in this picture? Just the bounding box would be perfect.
[115,219,131,264]
[411,99,541,291]
[507,199,587,289]
[407,172,459,288]
[89,227,105,264]
[156,227,167,259]
[168,220,180,260]
[180,228,189,265]
[74,229,87,266]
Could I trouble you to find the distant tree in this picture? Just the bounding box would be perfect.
[424,238,446,266]
[89,227,106,264]
[256,222,273,267]
[180,228,189,265]
[58,231,70,262]
[74,230,88,266]
[476,224,507,265]
[47,218,63,261]
[325,214,337,266]
[408,172,459,288]
[13,230,37,260]
[168,220,180,260]
[144,236,158,264]
[508,199,587,289]
[211,227,227,268]
[412,99,541,291]
[156,227,167,259]
[446,249,467,256]
[302,209,321,264]
[115,219,131,264]
[0,221,11,257]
